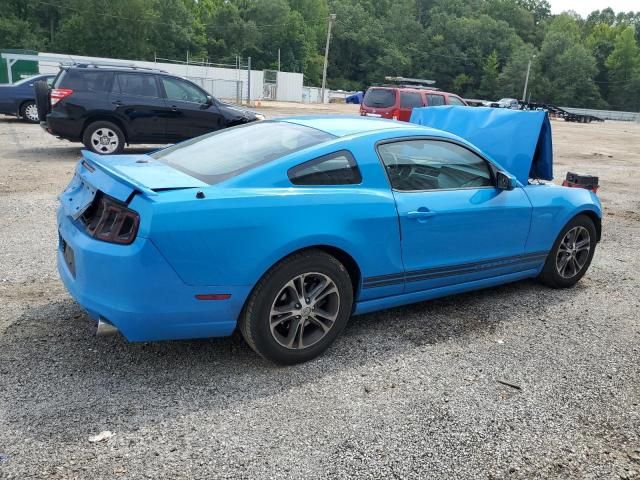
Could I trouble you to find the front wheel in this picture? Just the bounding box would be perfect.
[82,121,125,154]
[20,101,40,123]
[539,214,597,288]
[239,250,353,365]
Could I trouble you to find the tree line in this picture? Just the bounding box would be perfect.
[1,0,639,110]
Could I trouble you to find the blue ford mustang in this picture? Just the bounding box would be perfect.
[57,113,601,364]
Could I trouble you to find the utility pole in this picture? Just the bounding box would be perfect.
[321,14,336,104]
[278,48,281,72]
[247,56,252,105]
[522,54,535,102]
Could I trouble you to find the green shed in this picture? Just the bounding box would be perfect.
[0,49,39,84]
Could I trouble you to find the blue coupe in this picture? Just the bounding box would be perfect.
[57,111,601,364]
[0,74,54,123]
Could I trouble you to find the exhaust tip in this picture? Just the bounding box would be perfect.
[96,318,119,337]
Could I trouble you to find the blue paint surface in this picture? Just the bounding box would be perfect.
[56,116,601,342]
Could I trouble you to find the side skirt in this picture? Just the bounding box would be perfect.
[353,268,539,316]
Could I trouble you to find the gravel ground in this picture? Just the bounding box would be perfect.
[0,106,639,479]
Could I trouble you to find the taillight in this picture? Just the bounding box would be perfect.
[391,108,401,120]
[81,193,140,245]
[50,88,74,106]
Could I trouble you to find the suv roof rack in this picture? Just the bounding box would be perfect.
[372,83,440,91]
[384,76,436,86]
[69,62,167,73]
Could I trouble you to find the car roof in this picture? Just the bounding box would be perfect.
[275,115,457,140]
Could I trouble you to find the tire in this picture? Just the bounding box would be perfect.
[34,80,50,122]
[239,250,354,365]
[538,214,597,288]
[20,101,40,123]
[82,121,125,155]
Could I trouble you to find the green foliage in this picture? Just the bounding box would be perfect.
[606,27,640,110]
[0,0,639,109]
[478,51,500,99]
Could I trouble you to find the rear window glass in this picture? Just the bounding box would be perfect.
[151,121,335,184]
[363,88,396,108]
[55,69,113,92]
[114,73,159,98]
[400,92,423,108]
[288,151,361,186]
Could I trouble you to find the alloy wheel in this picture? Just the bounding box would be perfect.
[24,103,39,122]
[90,128,119,154]
[269,272,340,350]
[556,226,591,278]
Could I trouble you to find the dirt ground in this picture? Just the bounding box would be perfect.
[0,105,639,479]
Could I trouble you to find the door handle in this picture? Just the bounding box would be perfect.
[170,105,178,111]
[407,209,436,220]
[111,100,122,105]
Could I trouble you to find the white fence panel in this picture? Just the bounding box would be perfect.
[276,71,303,102]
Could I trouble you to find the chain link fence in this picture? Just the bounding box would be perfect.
[186,77,244,104]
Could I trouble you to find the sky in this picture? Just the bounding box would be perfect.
[549,0,639,17]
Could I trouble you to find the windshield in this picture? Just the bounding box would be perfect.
[151,121,335,184]
[363,88,396,108]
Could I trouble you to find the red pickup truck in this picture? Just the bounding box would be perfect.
[360,86,467,121]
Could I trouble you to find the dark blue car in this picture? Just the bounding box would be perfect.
[0,74,55,123]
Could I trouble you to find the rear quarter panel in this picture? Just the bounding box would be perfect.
[147,187,402,300]
[523,184,602,252]
[147,132,407,301]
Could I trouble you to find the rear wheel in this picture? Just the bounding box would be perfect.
[539,215,597,288]
[82,121,125,155]
[20,101,39,123]
[239,250,353,364]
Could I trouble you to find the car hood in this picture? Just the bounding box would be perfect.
[410,106,553,184]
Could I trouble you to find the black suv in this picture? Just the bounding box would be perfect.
[37,64,263,154]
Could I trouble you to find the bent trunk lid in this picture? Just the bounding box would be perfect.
[59,150,207,218]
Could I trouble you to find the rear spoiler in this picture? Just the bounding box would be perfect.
[81,150,158,197]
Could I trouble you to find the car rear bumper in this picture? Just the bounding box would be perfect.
[56,207,248,341]
[46,112,83,141]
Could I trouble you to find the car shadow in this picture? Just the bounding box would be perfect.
[0,278,579,443]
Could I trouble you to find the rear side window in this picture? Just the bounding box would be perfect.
[151,121,335,184]
[114,73,159,98]
[448,95,466,106]
[288,151,361,186]
[55,70,113,92]
[363,88,396,108]
[400,92,423,108]
[427,94,445,106]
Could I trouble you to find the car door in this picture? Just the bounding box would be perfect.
[111,72,168,142]
[159,76,224,140]
[377,138,533,293]
[398,91,424,121]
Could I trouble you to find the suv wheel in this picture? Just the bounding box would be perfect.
[82,121,125,155]
[20,101,40,123]
[239,250,353,365]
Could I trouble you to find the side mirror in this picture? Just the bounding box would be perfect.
[496,171,517,191]
[205,95,214,106]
